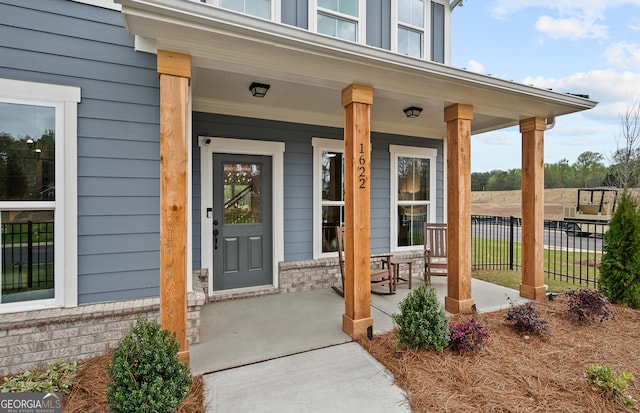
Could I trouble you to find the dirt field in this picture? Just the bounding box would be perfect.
[472,188,587,220]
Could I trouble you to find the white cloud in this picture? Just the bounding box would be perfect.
[605,41,640,70]
[488,1,640,39]
[474,133,513,145]
[549,124,608,136]
[466,60,485,73]
[520,70,640,159]
[535,15,607,39]
[489,0,640,19]
[522,70,640,121]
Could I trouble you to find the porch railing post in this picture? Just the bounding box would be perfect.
[27,220,33,288]
[509,216,514,271]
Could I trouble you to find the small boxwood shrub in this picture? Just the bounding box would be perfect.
[585,364,636,407]
[504,298,550,336]
[107,317,192,413]
[449,317,490,355]
[392,284,450,351]
[566,289,614,323]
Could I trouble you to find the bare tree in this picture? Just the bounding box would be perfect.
[609,98,640,189]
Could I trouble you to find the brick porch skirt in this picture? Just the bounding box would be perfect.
[0,291,206,377]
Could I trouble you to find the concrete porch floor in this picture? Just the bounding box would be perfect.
[190,276,528,375]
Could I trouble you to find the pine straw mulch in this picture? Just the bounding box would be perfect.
[359,297,640,413]
[63,352,205,413]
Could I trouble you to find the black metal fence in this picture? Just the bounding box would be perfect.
[472,215,605,289]
[1,220,55,294]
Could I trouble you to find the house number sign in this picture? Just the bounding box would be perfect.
[359,143,367,189]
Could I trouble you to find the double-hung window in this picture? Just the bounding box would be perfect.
[394,0,446,62]
[313,138,344,257]
[206,0,277,20]
[390,145,436,250]
[312,0,365,42]
[0,78,79,312]
[397,0,425,58]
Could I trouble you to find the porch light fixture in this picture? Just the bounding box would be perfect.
[403,106,423,118]
[249,82,270,98]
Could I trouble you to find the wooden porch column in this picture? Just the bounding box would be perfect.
[520,117,547,300]
[342,84,374,338]
[444,104,475,314]
[157,50,191,363]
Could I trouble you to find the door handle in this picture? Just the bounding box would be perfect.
[213,228,219,250]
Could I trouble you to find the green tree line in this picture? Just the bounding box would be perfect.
[472,150,640,191]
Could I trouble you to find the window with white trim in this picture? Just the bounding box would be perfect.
[204,0,278,20]
[393,0,446,62]
[390,145,436,251]
[311,0,365,42]
[397,0,425,58]
[312,138,345,258]
[0,78,79,312]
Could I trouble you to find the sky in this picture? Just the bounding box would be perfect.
[450,0,640,172]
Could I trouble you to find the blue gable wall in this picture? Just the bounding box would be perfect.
[192,113,444,265]
[0,0,161,304]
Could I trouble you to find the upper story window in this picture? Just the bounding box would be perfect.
[393,0,446,62]
[206,0,278,20]
[0,78,79,313]
[311,0,365,42]
[397,0,425,58]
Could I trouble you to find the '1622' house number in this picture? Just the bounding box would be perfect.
[359,143,366,189]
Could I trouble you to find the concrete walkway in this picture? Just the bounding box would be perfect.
[205,343,411,413]
[194,277,527,412]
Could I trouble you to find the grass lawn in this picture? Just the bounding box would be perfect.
[473,269,588,293]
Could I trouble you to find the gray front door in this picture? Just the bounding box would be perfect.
[212,154,273,290]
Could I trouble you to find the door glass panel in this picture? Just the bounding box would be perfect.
[398,205,428,247]
[223,162,261,224]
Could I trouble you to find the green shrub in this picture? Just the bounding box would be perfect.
[599,190,640,308]
[585,364,636,407]
[392,284,450,351]
[0,360,76,394]
[107,317,192,413]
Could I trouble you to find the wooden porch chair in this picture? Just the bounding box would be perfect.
[423,223,448,284]
[331,226,394,297]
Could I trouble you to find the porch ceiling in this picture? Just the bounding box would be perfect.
[118,0,597,138]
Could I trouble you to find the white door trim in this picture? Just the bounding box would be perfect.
[198,136,285,295]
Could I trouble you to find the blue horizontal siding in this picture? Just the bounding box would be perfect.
[0,0,161,305]
[78,215,159,236]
